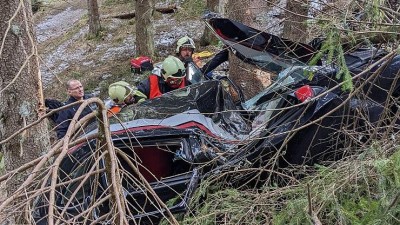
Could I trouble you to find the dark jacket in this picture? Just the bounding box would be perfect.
[137,75,189,99]
[45,98,64,123]
[55,95,95,139]
[200,49,229,76]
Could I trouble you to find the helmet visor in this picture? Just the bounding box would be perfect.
[162,68,185,78]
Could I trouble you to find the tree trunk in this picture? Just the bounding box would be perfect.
[282,0,309,42]
[225,0,271,100]
[200,0,220,46]
[135,0,155,58]
[87,0,101,38]
[0,0,50,223]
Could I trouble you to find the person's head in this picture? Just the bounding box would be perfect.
[176,36,195,61]
[66,80,84,101]
[161,56,186,89]
[108,81,136,105]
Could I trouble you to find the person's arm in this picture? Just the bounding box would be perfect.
[45,98,64,123]
[55,109,71,139]
[136,78,151,99]
[200,49,229,75]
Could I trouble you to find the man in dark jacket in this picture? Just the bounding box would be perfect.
[55,79,95,139]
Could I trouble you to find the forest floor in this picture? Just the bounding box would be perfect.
[35,0,208,101]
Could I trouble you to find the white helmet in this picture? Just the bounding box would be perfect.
[176,36,196,53]
[161,56,186,80]
[108,81,133,104]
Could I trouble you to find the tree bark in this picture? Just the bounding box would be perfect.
[282,0,309,43]
[225,0,272,100]
[87,0,101,37]
[0,0,50,223]
[135,0,155,58]
[200,0,220,46]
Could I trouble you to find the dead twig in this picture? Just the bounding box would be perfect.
[48,98,100,225]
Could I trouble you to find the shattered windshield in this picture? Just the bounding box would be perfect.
[186,62,204,84]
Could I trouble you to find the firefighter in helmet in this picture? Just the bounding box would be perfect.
[107,81,146,120]
[176,36,201,67]
[108,81,146,105]
[109,56,188,107]
[136,55,189,99]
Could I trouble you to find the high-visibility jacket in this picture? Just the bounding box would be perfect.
[148,75,186,99]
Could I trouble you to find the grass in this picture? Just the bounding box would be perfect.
[175,0,206,21]
[37,15,87,55]
[179,142,400,224]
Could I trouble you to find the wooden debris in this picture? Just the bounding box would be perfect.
[112,4,177,19]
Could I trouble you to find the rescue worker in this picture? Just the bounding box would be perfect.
[136,55,189,99]
[107,56,188,116]
[108,81,146,105]
[107,81,146,121]
[152,36,200,77]
[176,36,228,79]
[175,36,201,67]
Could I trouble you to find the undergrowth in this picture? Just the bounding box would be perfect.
[306,0,393,92]
[181,143,400,224]
[175,0,205,21]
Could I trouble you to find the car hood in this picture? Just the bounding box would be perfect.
[86,80,252,141]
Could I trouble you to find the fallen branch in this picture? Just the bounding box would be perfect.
[97,99,128,224]
[307,184,322,225]
[48,98,101,225]
[0,100,87,147]
[112,4,177,19]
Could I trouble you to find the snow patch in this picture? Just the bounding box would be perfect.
[36,7,86,43]
[100,36,135,61]
[40,27,88,85]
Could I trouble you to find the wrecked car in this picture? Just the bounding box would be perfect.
[33,18,399,224]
